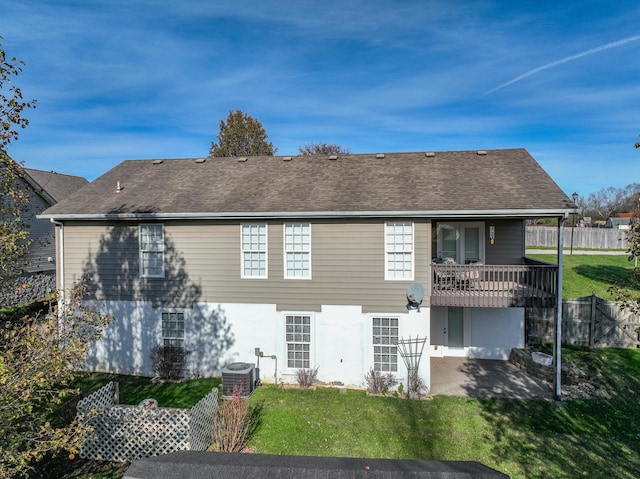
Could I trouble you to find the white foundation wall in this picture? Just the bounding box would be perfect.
[84,301,430,390]
[469,308,524,360]
[430,306,524,360]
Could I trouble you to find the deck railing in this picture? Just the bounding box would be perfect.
[431,259,557,308]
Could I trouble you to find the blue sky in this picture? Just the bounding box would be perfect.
[2,1,639,197]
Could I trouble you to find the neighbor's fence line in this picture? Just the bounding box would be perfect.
[76,381,217,462]
[526,225,628,250]
[526,293,640,348]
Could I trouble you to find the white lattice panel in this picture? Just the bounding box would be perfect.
[77,381,218,462]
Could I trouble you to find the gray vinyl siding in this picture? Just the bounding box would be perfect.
[484,219,525,265]
[24,193,55,273]
[62,219,431,313]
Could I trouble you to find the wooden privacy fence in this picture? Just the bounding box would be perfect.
[526,293,640,348]
[76,381,218,462]
[526,225,628,250]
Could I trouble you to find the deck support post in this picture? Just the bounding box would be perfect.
[554,216,566,400]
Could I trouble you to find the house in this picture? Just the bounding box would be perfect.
[21,168,89,272]
[39,149,575,391]
[605,213,633,230]
[0,166,88,307]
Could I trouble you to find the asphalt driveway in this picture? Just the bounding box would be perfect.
[430,357,553,399]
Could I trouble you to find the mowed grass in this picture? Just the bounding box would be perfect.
[249,347,640,479]
[38,348,640,479]
[528,253,639,299]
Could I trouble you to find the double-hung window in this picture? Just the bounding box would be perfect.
[161,311,185,349]
[241,223,267,278]
[139,224,164,277]
[372,317,398,372]
[284,223,311,279]
[285,314,311,368]
[385,222,414,280]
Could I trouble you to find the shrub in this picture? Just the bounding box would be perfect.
[407,370,428,399]
[364,368,397,395]
[295,366,319,388]
[150,345,191,381]
[210,385,262,452]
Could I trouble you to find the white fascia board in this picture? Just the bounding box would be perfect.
[37,208,574,221]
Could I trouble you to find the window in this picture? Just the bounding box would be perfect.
[241,223,267,278]
[139,224,164,277]
[385,222,413,280]
[372,317,398,372]
[161,311,185,349]
[284,223,311,279]
[285,314,311,368]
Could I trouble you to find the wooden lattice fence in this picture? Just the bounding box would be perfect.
[526,294,640,348]
[76,381,218,462]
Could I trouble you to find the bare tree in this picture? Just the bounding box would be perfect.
[579,184,640,221]
[297,142,350,156]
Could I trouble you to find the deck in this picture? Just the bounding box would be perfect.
[430,259,557,308]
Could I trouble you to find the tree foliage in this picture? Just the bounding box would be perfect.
[1,36,36,152]
[1,37,36,292]
[297,142,350,156]
[0,284,113,478]
[609,141,640,314]
[208,110,276,157]
[0,154,30,293]
[0,38,111,478]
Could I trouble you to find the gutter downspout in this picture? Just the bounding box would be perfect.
[50,219,64,309]
[554,215,566,400]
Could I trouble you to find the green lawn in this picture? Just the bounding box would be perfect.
[33,347,640,479]
[249,348,640,478]
[528,253,639,299]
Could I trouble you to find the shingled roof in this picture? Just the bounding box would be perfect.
[123,451,509,479]
[41,149,575,220]
[23,168,89,205]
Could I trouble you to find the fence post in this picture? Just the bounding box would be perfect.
[113,381,119,405]
[589,291,596,348]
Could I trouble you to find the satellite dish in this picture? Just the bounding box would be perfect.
[406,282,425,311]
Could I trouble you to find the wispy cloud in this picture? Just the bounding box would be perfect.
[486,34,640,94]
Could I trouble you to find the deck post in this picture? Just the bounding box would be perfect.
[554,216,566,400]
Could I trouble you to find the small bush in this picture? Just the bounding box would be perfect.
[150,345,191,381]
[364,368,398,395]
[295,366,319,388]
[210,385,262,452]
[407,370,428,399]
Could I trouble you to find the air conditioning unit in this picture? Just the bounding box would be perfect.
[221,362,256,398]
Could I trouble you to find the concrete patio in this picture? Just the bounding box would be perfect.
[430,357,553,399]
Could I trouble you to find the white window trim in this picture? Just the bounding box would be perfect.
[283,222,312,280]
[160,308,188,350]
[283,312,315,371]
[139,223,165,278]
[240,223,268,279]
[371,315,400,373]
[384,221,414,281]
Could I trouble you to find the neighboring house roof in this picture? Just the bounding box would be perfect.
[23,168,89,205]
[40,149,576,220]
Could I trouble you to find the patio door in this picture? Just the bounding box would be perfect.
[436,222,484,263]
